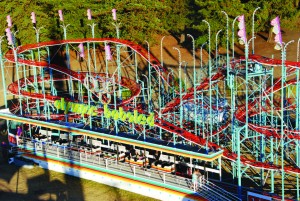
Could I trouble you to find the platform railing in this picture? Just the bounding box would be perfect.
[17,138,239,200]
[200,179,241,201]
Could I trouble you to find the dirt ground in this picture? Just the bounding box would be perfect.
[0,162,158,201]
[150,29,300,66]
[0,131,158,201]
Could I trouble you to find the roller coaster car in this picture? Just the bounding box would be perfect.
[239,61,264,74]
[125,157,147,166]
[151,160,175,173]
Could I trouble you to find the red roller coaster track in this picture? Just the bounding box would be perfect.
[5,38,300,175]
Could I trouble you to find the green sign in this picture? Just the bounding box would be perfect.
[104,104,154,127]
[53,98,155,127]
[54,98,98,116]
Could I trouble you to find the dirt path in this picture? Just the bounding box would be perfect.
[150,30,300,67]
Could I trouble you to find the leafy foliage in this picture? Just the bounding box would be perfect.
[0,0,299,51]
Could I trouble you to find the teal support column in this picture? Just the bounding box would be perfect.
[21,57,29,114]
[12,48,23,116]
[280,40,294,200]
[221,11,230,87]
[296,67,300,200]
[187,34,197,135]
[145,41,152,111]
[60,23,73,98]
[142,74,150,114]
[135,52,138,82]
[215,30,222,68]
[231,16,239,61]
[87,42,91,73]
[236,36,256,199]
[270,68,275,193]
[116,45,121,99]
[88,22,96,72]
[173,48,182,129]
[202,20,213,142]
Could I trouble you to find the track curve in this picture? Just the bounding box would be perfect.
[5,38,300,176]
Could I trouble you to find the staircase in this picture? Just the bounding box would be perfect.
[196,177,242,201]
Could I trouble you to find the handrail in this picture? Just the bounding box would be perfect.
[203,179,241,201]
[16,139,237,200]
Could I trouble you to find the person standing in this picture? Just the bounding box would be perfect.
[192,169,199,191]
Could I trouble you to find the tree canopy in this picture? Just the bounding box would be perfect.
[0,0,299,50]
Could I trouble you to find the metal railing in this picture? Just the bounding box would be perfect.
[17,138,240,201]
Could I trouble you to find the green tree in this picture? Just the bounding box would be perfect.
[0,0,190,48]
[0,0,300,53]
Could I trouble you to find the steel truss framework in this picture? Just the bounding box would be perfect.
[1,12,300,201]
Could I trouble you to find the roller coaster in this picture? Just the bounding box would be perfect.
[1,10,300,201]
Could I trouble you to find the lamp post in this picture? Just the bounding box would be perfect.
[33,26,43,44]
[0,36,7,108]
[296,40,300,200]
[145,40,152,112]
[60,23,70,41]
[173,47,183,129]
[236,36,256,199]
[252,7,260,54]
[112,8,121,39]
[200,42,207,81]
[112,22,121,39]
[160,36,165,67]
[200,42,207,138]
[187,34,196,85]
[60,23,73,99]
[202,20,213,141]
[187,34,198,135]
[88,22,97,72]
[182,61,188,92]
[280,40,294,200]
[221,11,230,88]
[245,37,256,125]
[232,16,239,60]
[32,26,43,115]
[167,69,174,90]
[157,69,162,139]
[167,68,175,104]
[200,42,207,69]
[215,29,223,67]
[12,47,23,115]
[6,27,23,116]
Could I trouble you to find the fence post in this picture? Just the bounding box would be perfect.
[133,166,136,176]
[219,157,222,181]
[163,173,166,184]
[105,158,108,168]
